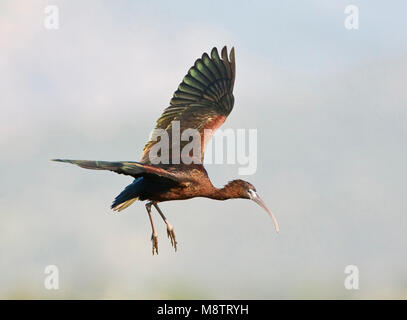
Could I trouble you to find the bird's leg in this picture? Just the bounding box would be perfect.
[153,203,177,252]
[146,202,158,255]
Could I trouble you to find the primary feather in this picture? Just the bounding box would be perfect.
[141,46,236,164]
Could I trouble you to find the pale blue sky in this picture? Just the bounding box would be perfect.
[1,0,406,299]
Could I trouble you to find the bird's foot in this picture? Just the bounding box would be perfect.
[166,224,177,252]
[151,233,158,255]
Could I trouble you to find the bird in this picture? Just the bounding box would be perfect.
[53,46,279,255]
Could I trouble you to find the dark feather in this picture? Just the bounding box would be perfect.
[111,177,144,212]
[141,46,236,164]
[52,159,181,181]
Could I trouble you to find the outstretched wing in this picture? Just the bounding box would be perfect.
[52,159,181,182]
[141,46,236,165]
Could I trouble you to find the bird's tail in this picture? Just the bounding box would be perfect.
[111,177,145,212]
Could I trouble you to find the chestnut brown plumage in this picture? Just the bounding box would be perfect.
[53,46,279,255]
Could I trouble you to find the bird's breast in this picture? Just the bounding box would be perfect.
[149,173,213,202]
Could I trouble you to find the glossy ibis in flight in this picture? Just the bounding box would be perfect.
[53,46,279,255]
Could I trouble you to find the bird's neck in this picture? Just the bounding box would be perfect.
[207,184,241,200]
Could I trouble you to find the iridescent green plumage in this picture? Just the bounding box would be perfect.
[141,46,236,164]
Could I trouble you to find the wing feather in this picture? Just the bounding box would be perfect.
[141,46,236,164]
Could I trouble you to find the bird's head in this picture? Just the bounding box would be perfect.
[225,179,279,233]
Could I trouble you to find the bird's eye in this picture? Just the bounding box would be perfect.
[248,189,256,199]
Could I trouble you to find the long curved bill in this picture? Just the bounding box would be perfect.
[250,192,280,233]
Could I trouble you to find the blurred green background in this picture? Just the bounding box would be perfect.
[1,0,406,299]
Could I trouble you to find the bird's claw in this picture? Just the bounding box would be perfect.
[166,226,177,252]
[151,233,158,255]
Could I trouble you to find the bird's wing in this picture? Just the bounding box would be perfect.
[141,46,236,164]
[52,159,181,182]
